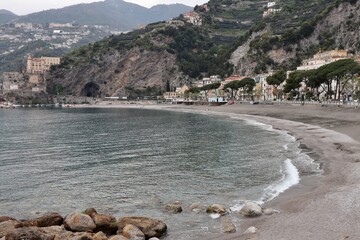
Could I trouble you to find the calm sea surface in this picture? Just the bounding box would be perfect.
[0,108,319,239]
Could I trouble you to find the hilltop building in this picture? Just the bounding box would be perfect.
[183,12,202,26]
[267,2,276,8]
[263,8,282,17]
[296,50,349,71]
[26,56,61,74]
[193,75,222,88]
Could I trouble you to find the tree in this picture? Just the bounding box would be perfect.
[266,69,287,100]
[224,80,241,98]
[284,71,305,99]
[238,78,256,100]
[200,82,221,100]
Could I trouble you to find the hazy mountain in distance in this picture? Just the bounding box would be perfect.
[17,0,193,30]
[0,9,18,24]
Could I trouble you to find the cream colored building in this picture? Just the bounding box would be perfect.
[26,56,61,74]
[183,12,202,26]
[297,50,349,71]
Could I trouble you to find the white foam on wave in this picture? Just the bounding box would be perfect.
[262,159,300,202]
[230,159,300,212]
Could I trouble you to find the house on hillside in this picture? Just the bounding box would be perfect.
[26,56,61,74]
[267,2,276,8]
[183,12,202,26]
[263,8,282,17]
[296,50,349,71]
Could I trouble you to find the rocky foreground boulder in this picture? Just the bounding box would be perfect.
[83,208,118,234]
[164,202,183,214]
[120,224,145,240]
[64,212,97,232]
[118,217,167,239]
[0,210,168,240]
[15,212,63,228]
[206,204,227,215]
[240,202,262,217]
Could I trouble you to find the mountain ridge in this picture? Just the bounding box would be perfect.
[7,0,192,30]
[0,9,18,24]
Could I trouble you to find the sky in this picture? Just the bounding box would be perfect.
[0,0,207,15]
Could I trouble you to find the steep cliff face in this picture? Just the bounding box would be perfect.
[231,0,360,75]
[49,47,187,97]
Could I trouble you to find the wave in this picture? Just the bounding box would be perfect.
[261,159,300,202]
[230,159,300,212]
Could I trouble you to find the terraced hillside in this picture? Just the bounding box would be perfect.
[48,0,360,97]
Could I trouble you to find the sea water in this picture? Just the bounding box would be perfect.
[0,108,320,239]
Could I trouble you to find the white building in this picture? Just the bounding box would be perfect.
[263,8,282,17]
[297,50,349,71]
[183,12,202,26]
[267,2,276,8]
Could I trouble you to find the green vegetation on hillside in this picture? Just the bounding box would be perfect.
[54,0,359,81]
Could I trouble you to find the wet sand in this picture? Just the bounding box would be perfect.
[76,102,360,240]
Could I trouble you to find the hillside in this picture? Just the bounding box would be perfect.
[48,0,360,98]
[17,0,193,30]
[0,9,17,24]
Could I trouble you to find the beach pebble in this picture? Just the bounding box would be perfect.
[118,217,167,239]
[221,216,236,233]
[149,238,160,240]
[120,224,145,240]
[164,202,183,214]
[244,226,257,234]
[188,203,206,213]
[240,202,262,217]
[263,208,279,215]
[64,213,96,232]
[206,204,227,215]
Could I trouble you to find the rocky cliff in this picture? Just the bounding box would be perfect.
[231,0,360,75]
[48,0,360,98]
[48,32,189,98]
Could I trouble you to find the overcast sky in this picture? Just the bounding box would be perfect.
[0,0,207,15]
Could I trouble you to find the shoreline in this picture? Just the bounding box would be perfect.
[72,102,360,239]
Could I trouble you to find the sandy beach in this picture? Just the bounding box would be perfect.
[76,102,360,240]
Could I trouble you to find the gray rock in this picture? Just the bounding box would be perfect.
[263,208,279,215]
[220,216,236,233]
[206,204,227,215]
[64,213,96,232]
[244,226,257,234]
[120,224,145,240]
[164,202,183,214]
[188,203,206,213]
[118,217,167,239]
[240,202,262,217]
